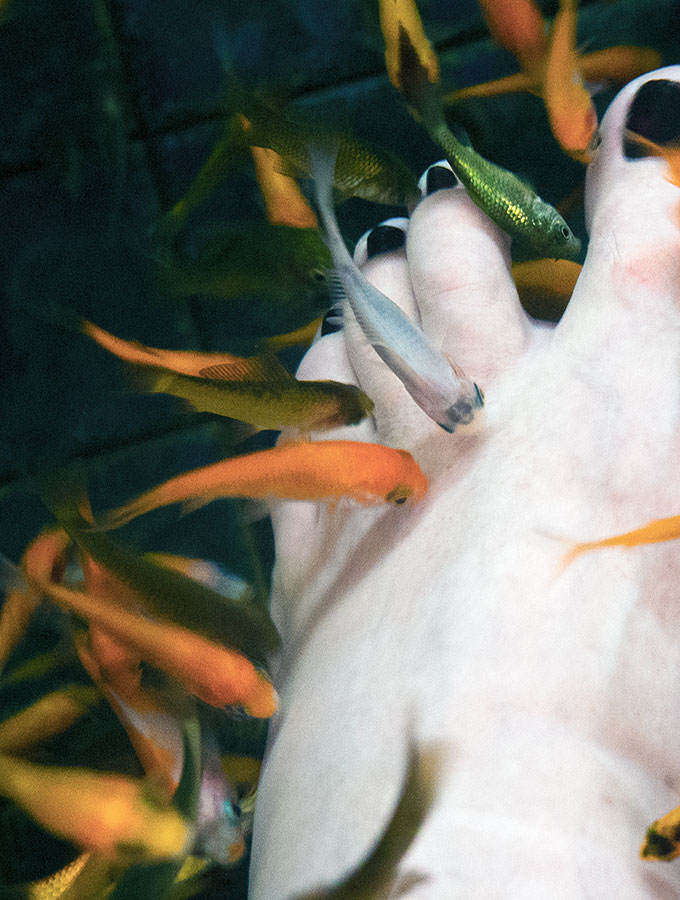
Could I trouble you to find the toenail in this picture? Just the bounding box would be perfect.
[320,305,343,336]
[426,164,458,194]
[366,224,406,259]
[624,79,680,157]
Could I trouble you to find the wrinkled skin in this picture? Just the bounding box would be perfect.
[250,69,680,899]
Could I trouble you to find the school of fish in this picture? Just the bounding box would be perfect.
[0,0,670,898]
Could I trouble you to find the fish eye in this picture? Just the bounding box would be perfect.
[560,225,571,239]
[312,269,326,282]
[385,484,412,504]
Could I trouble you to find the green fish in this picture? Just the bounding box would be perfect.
[133,354,374,435]
[35,477,279,665]
[156,222,333,333]
[241,102,420,207]
[397,25,582,261]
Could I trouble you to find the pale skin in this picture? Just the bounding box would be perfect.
[249,68,680,899]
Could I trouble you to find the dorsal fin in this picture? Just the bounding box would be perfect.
[198,350,292,383]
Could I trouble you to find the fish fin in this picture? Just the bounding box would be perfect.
[327,270,347,308]
[179,495,213,517]
[198,350,292,383]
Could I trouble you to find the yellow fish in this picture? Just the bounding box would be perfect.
[563,511,680,567]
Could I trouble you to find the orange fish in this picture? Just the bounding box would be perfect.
[0,752,191,860]
[379,0,439,95]
[0,526,71,675]
[98,440,428,531]
[478,0,548,79]
[563,512,680,567]
[443,45,661,104]
[241,115,318,230]
[625,130,680,188]
[2,555,277,718]
[543,0,599,163]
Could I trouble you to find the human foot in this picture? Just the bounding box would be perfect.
[251,67,680,899]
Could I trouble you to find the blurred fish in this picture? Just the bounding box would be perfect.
[379,0,439,94]
[641,804,680,861]
[0,552,277,717]
[625,129,680,187]
[563,511,680,567]
[443,46,662,103]
[240,100,420,207]
[477,0,548,78]
[96,440,428,531]
[157,220,332,309]
[0,525,71,675]
[194,732,246,865]
[248,137,319,229]
[543,0,599,163]
[512,257,581,320]
[0,685,100,754]
[381,0,582,260]
[0,749,192,861]
[310,143,483,431]
[291,745,438,900]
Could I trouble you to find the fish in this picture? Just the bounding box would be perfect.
[239,99,420,207]
[96,440,428,531]
[511,257,582,320]
[291,745,438,900]
[563,511,680,567]
[542,0,599,163]
[0,750,192,862]
[0,685,100,754]
[641,804,680,861]
[247,136,319,229]
[0,525,72,675]
[157,220,332,310]
[194,732,246,865]
[624,129,680,187]
[443,46,662,104]
[130,358,374,435]
[380,0,582,260]
[0,551,277,717]
[379,0,439,94]
[310,143,484,432]
[77,316,373,433]
[34,481,280,664]
[477,0,548,79]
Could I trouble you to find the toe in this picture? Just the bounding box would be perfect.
[558,68,680,366]
[406,162,533,387]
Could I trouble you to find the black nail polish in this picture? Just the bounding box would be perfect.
[321,305,343,336]
[624,79,680,158]
[366,224,405,259]
[426,165,458,194]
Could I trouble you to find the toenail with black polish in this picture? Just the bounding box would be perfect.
[426,164,458,194]
[366,224,406,259]
[624,79,680,158]
[321,305,343,336]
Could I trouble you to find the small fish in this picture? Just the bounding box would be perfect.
[97,440,428,531]
[477,0,548,79]
[131,359,374,435]
[511,257,582,320]
[625,129,680,187]
[0,751,192,861]
[158,220,332,309]
[0,525,71,675]
[240,99,420,207]
[563,512,680,567]
[35,480,280,664]
[542,0,599,163]
[383,0,582,260]
[310,143,484,432]
[247,134,319,229]
[0,552,277,717]
[291,745,438,900]
[0,685,100,754]
[443,46,662,103]
[641,804,680,861]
